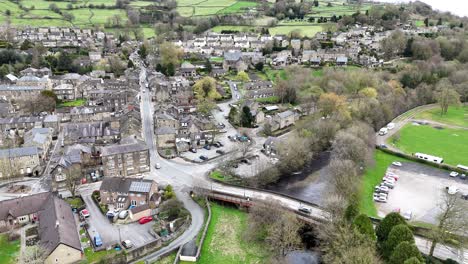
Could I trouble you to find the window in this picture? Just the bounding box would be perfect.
[131,200,136,206]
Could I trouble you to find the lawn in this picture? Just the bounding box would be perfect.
[0,234,20,264]
[217,1,257,14]
[414,105,468,127]
[59,99,86,107]
[198,203,268,264]
[263,67,287,82]
[65,197,85,209]
[389,124,468,166]
[84,247,118,263]
[359,150,410,217]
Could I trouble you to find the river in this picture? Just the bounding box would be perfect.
[266,152,331,207]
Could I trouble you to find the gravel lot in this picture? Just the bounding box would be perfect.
[377,162,468,224]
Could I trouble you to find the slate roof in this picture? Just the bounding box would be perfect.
[0,85,45,91]
[0,192,50,221]
[224,50,242,62]
[155,126,176,135]
[100,177,155,194]
[181,240,198,257]
[100,139,148,156]
[277,110,295,119]
[0,146,40,158]
[38,195,81,255]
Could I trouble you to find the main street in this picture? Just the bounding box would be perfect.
[131,53,467,263]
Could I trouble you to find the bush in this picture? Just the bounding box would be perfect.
[159,198,186,221]
[389,241,423,264]
[163,185,175,200]
[383,224,415,259]
[404,257,423,264]
[353,214,375,240]
[376,212,406,245]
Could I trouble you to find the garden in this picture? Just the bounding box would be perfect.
[0,233,20,264]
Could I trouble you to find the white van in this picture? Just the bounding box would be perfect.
[387,123,395,130]
[378,127,388,136]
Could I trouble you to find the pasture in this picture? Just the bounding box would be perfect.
[176,0,257,17]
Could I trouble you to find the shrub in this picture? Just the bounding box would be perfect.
[353,214,376,240]
[376,212,406,245]
[389,241,423,264]
[382,224,415,259]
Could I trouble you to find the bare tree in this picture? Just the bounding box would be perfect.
[65,165,82,197]
[267,212,303,256]
[434,79,461,115]
[428,191,468,257]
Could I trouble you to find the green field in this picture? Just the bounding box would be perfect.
[198,203,268,264]
[269,25,323,37]
[211,25,255,33]
[389,124,468,166]
[177,0,257,17]
[415,105,468,127]
[359,150,410,217]
[0,234,20,264]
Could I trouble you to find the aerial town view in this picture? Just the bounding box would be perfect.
[0,0,467,263]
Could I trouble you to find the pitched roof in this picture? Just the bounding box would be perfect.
[0,192,50,221]
[224,50,242,62]
[277,110,295,119]
[155,126,176,135]
[0,146,40,159]
[100,139,148,156]
[38,195,81,255]
[100,178,155,194]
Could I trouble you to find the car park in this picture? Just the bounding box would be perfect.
[199,155,208,161]
[138,216,153,224]
[449,171,459,177]
[392,161,402,167]
[122,240,134,249]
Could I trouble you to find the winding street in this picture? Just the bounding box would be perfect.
[130,53,467,263]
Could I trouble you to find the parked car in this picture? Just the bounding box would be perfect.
[392,161,402,167]
[374,196,387,203]
[94,233,103,247]
[447,186,459,195]
[213,142,221,148]
[203,145,211,150]
[80,209,90,219]
[375,185,389,193]
[228,135,236,142]
[155,163,161,169]
[199,155,208,161]
[216,150,225,155]
[461,174,466,180]
[379,144,388,149]
[449,171,459,177]
[139,216,153,224]
[381,181,394,189]
[217,122,225,128]
[298,206,311,214]
[216,141,224,147]
[387,123,396,130]
[383,177,396,183]
[122,240,134,249]
[374,192,388,199]
[385,173,399,180]
[190,148,197,153]
[461,193,468,200]
[118,210,129,219]
[402,210,413,220]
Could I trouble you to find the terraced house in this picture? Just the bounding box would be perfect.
[100,136,150,177]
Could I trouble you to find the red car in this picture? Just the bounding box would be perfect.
[138,216,153,224]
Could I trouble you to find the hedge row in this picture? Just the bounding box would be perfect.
[376,146,465,174]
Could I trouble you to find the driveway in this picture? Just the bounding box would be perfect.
[80,188,155,249]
